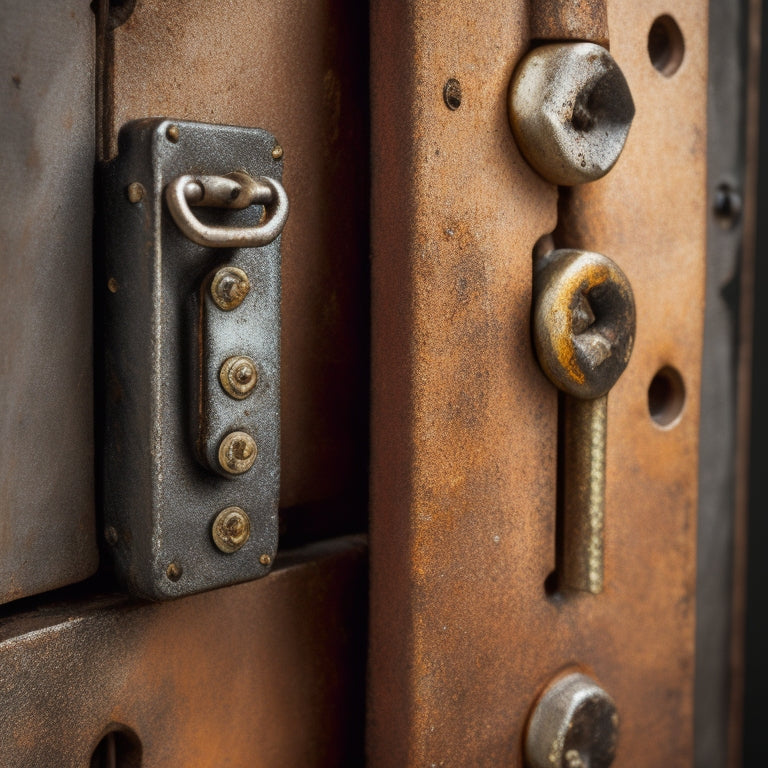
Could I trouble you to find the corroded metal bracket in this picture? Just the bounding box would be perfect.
[101,119,284,600]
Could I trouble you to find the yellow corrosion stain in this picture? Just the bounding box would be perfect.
[551,262,610,387]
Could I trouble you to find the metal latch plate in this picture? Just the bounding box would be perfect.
[101,119,283,600]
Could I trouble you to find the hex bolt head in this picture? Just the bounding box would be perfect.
[212,506,251,553]
[533,249,635,400]
[210,266,250,311]
[220,355,258,400]
[218,431,257,475]
[525,672,619,768]
[509,42,635,186]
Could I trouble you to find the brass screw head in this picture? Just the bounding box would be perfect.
[126,182,145,203]
[210,266,250,311]
[271,143,284,160]
[220,355,258,400]
[212,506,251,553]
[166,123,180,142]
[166,562,183,582]
[259,553,272,566]
[218,431,257,475]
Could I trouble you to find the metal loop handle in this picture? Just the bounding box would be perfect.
[165,173,289,248]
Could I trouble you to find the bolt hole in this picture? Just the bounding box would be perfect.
[90,727,142,768]
[648,15,685,77]
[648,366,685,428]
[443,78,462,110]
[713,182,742,229]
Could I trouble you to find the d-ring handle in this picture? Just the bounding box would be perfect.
[165,173,289,248]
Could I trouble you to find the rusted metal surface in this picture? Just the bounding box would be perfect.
[98,0,369,514]
[509,43,635,186]
[529,0,609,48]
[0,1,98,604]
[369,1,706,765]
[0,536,367,767]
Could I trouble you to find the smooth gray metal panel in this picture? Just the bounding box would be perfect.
[0,2,98,603]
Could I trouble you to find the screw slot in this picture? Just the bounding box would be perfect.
[648,366,685,428]
[648,15,685,77]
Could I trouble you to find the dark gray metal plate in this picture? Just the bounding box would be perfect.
[0,0,98,605]
[101,119,282,600]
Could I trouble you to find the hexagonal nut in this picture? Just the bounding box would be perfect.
[509,42,635,186]
[525,672,619,768]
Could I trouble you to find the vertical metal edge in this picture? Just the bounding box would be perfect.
[697,0,755,764]
[729,0,761,764]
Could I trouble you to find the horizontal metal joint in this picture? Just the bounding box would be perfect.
[165,172,289,248]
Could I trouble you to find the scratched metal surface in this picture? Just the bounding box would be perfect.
[0,1,98,604]
[369,0,706,764]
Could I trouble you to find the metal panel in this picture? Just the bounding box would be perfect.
[100,0,370,516]
[0,536,367,767]
[369,1,706,764]
[101,120,284,599]
[0,2,98,603]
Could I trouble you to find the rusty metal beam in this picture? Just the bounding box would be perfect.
[369,1,706,764]
[0,536,367,767]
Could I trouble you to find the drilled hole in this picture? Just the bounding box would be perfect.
[648,15,685,76]
[90,727,142,768]
[648,366,685,427]
[443,78,462,110]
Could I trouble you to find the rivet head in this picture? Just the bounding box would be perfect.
[525,672,618,768]
[212,506,251,553]
[271,143,284,160]
[259,553,272,566]
[166,562,183,582]
[210,267,250,311]
[220,356,258,399]
[104,526,118,546]
[166,124,180,142]
[126,182,145,203]
[218,431,257,475]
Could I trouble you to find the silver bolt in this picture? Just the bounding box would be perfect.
[218,431,257,475]
[219,355,258,400]
[508,42,635,186]
[212,506,251,553]
[210,267,250,311]
[525,672,618,768]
